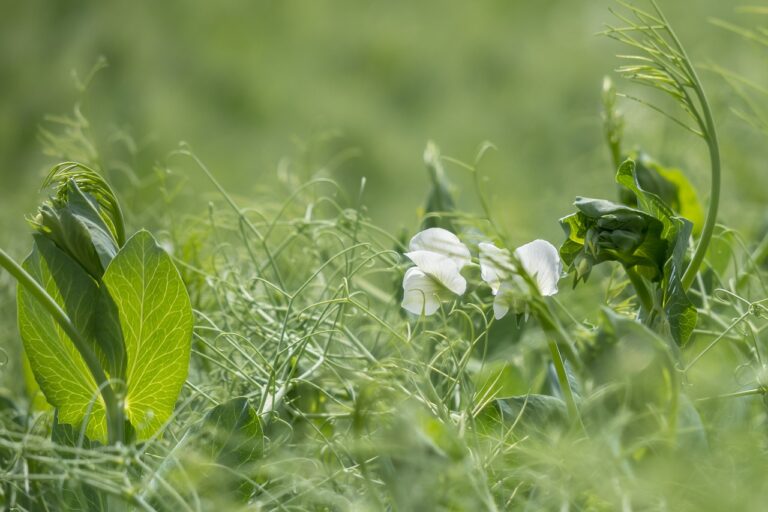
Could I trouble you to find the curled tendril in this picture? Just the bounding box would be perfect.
[42,162,125,245]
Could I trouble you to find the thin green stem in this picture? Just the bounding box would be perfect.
[533,300,583,429]
[648,1,722,290]
[547,338,581,427]
[684,311,749,372]
[696,387,765,401]
[0,248,124,445]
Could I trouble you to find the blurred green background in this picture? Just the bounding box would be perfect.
[1,0,765,245]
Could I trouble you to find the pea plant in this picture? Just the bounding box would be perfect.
[0,163,193,446]
[1,1,767,511]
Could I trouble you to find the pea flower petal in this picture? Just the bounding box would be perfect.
[514,239,562,296]
[404,250,466,295]
[478,242,513,295]
[492,280,515,320]
[409,228,471,270]
[401,267,447,316]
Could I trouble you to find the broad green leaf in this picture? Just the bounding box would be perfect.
[51,410,94,449]
[472,361,526,400]
[17,237,107,441]
[676,394,708,451]
[43,163,126,245]
[559,196,667,283]
[101,230,192,440]
[63,182,119,271]
[654,165,704,236]
[617,160,697,345]
[619,152,704,236]
[589,308,678,406]
[180,398,265,501]
[22,351,51,412]
[616,160,676,238]
[34,181,119,279]
[201,397,264,466]
[593,308,677,375]
[496,394,568,427]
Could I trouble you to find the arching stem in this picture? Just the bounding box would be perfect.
[0,248,124,445]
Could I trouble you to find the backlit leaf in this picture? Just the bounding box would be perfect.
[17,237,107,441]
[101,230,193,440]
[33,181,119,280]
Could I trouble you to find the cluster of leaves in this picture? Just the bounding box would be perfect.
[17,163,193,443]
[560,159,697,345]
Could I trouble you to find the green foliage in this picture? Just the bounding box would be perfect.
[560,197,667,283]
[101,230,193,440]
[620,152,705,236]
[42,163,126,246]
[14,167,192,444]
[201,397,263,467]
[561,160,697,345]
[18,236,108,441]
[3,1,768,511]
[32,181,119,280]
[193,398,264,499]
[497,394,568,428]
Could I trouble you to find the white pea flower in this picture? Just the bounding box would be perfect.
[480,239,562,320]
[514,239,562,296]
[478,242,514,295]
[401,228,471,316]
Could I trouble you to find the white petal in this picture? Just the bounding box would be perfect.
[409,228,471,270]
[513,239,562,296]
[479,242,513,295]
[401,267,443,316]
[493,295,510,320]
[492,280,513,319]
[404,250,466,295]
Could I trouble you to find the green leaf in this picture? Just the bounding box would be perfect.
[561,160,698,345]
[51,410,95,449]
[17,237,108,442]
[620,152,705,236]
[616,160,676,236]
[661,218,697,346]
[589,308,679,415]
[617,160,697,345]
[676,394,708,451]
[43,162,126,245]
[189,398,264,500]
[496,394,568,427]
[559,197,667,283]
[101,230,193,440]
[472,361,526,400]
[22,350,51,412]
[704,225,735,279]
[201,397,264,466]
[51,412,111,511]
[33,181,119,279]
